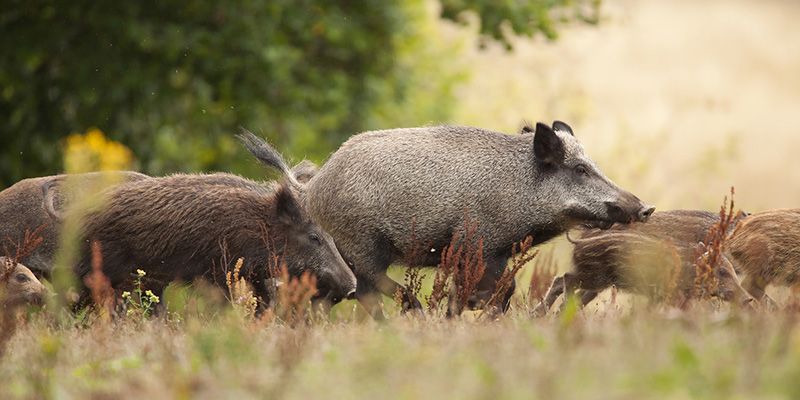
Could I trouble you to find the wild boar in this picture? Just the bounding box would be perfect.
[580,209,720,242]
[726,208,800,305]
[0,256,46,309]
[532,230,753,316]
[297,121,654,318]
[0,171,149,275]
[56,141,356,308]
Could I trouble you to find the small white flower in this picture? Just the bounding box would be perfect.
[136,269,146,277]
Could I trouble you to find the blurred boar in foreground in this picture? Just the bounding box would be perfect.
[298,121,654,318]
[0,171,149,276]
[533,209,753,315]
[581,209,727,244]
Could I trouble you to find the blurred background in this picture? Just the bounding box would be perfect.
[2,0,799,212]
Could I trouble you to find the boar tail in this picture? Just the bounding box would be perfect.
[237,129,301,188]
[41,179,64,222]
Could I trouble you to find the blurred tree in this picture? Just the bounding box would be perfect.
[440,0,600,48]
[0,0,598,186]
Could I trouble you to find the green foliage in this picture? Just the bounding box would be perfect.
[0,1,462,186]
[440,0,601,47]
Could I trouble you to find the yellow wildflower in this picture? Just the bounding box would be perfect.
[64,128,133,173]
[145,290,160,304]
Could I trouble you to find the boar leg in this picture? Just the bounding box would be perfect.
[354,274,422,319]
[741,274,777,308]
[377,274,423,315]
[557,273,581,312]
[343,244,422,319]
[579,290,599,307]
[469,255,515,312]
[532,274,571,317]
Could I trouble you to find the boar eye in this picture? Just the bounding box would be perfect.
[574,164,589,176]
[309,233,322,245]
[15,274,30,283]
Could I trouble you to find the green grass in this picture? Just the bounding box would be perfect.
[3,288,800,399]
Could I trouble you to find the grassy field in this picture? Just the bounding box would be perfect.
[4,295,800,399]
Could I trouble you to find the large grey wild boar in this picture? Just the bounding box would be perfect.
[0,171,150,275]
[294,121,654,317]
[51,139,356,308]
[533,210,754,316]
[726,208,800,306]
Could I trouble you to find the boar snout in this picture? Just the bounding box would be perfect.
[604,197,655,225]
[27,291,45,307]
[717,256,754,306]
[316,265,357,304]
[638,206,656,222]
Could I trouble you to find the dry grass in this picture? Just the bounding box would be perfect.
[426,218,486,317]
[83,241,116,322]
[527,248,558,307]
[2,303,800,399]
[225,258,258,319]
[2,224,46,268]
[263,260,319,326]
[693,187,742,300]
[479,236,536,319]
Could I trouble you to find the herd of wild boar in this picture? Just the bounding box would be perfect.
[0,120,798,317]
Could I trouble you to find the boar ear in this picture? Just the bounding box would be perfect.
[274,185,303,225]
[290,160,319,184]
[533,122,565,166]
[552,120,574,136]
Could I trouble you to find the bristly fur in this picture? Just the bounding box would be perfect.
[726,207,800,302]
[71,172,356,308]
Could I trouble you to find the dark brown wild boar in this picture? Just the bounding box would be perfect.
[0,171,149,275]
[59,170,358,308]
[533,228,753,316]
[726,209,800,305]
